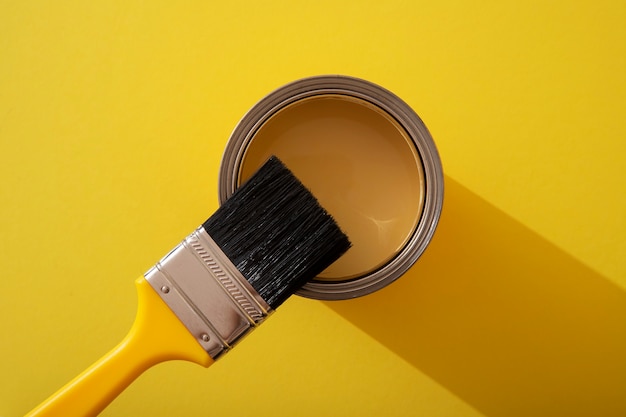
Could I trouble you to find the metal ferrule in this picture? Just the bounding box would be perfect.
[144,226,272,359]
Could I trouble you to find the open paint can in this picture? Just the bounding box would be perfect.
[219,75,443,300]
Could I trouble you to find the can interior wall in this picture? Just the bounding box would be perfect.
[219,75,443,300]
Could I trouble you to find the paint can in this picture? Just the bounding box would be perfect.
[219,75,443,300]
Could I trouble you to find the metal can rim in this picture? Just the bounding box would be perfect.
[218,75,444,300]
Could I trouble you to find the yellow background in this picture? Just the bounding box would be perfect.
[1,1,625,416]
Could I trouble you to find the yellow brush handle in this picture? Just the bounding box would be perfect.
[25,277,214,417]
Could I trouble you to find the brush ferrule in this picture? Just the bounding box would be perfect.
[144,227,272,359]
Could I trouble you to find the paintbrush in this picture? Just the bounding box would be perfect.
[25,155,351,417]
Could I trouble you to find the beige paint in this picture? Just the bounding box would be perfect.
[240,95,425,280]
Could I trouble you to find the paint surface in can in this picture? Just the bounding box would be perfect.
[239,95,425,281]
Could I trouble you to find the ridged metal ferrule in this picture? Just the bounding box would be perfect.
[144,227,272,359]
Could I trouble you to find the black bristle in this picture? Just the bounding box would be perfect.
[202,156,351,309]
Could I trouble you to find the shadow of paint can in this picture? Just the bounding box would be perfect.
[219,75,443,300]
